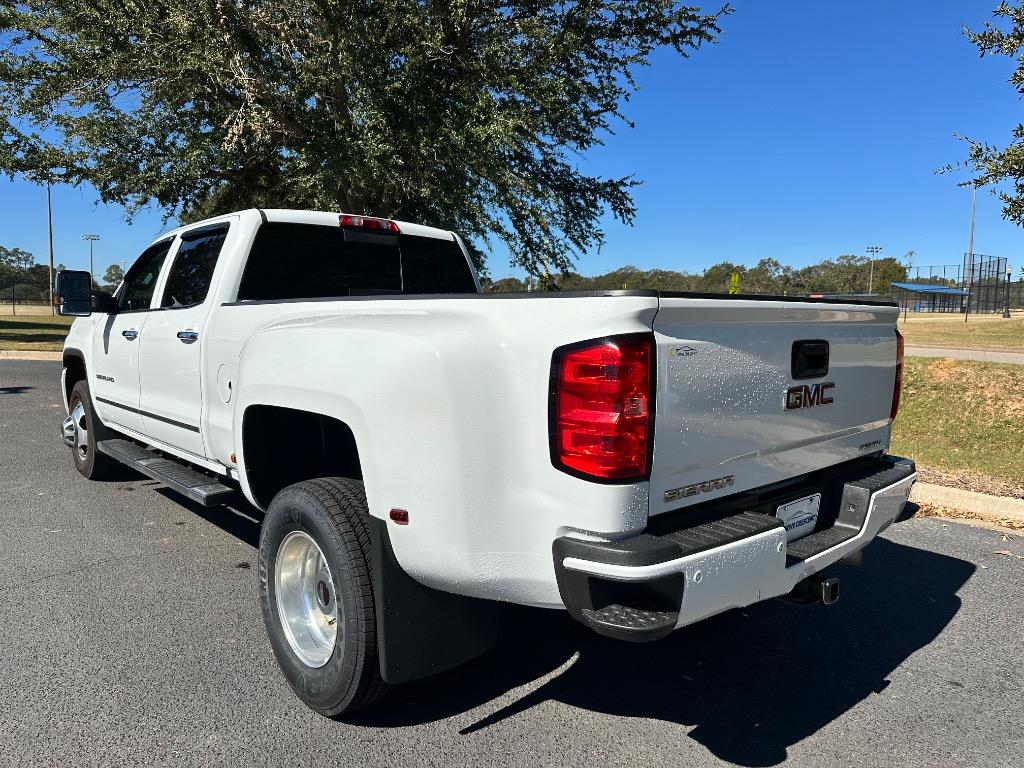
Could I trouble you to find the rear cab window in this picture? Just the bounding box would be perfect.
[236,222,477,301]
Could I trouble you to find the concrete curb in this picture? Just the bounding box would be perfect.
[0,351,62,361]
[911,481,1024,529]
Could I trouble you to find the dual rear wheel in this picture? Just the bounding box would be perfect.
[258,478,388,716]
[63,380,387,716]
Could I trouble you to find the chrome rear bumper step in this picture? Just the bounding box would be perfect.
[554,457,916,640]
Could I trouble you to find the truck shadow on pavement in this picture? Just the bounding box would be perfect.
[353,536,975,768]
[146,486,973,767]
[151,487,264,547]
[0,385,33,394]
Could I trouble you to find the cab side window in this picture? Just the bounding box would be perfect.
[160,225,230,308]
[119,240,174,311]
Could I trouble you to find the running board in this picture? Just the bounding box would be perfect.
[96,438,235,506]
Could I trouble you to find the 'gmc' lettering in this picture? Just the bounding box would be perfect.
[785,382,835,410]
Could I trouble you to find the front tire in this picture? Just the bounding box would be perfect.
[66,380,117,480]
[258,478,388,716]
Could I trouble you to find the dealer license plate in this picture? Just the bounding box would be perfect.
[776,493,821,542]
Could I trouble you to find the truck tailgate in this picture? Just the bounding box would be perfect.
[649,298,900,516]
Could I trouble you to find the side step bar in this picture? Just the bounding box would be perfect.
[96,438,235,507]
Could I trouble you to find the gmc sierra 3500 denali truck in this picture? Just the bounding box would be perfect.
[54,209,916,717]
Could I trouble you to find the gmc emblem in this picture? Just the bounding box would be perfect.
[785,382,834,410]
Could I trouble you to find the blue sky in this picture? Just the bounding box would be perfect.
[0,0,1019,281]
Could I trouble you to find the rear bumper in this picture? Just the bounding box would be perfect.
[553,456,916,641]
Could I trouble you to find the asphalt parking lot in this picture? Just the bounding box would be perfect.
[2,359,1022,768]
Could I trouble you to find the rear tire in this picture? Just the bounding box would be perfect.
[258,477,388,716]
[67,380,117,480]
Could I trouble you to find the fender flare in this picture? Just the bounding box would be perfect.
[233,395,371,511]
[60,348,88,413]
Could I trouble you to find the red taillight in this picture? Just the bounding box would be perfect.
[339,214,400,233]
[891,329,904,420]
[550,334,654,481]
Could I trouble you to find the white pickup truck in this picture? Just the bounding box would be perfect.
[55,209,916,717]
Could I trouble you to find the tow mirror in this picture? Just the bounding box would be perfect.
[92,291,118,314]
[55,270,92,317]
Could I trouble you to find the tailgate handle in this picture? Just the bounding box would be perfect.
[792,340,829,379]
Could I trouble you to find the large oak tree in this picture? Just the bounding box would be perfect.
[961,2,1024,226]
[0,1,726,274]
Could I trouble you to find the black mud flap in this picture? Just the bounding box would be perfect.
[367,517,498,684]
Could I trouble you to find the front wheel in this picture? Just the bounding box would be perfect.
[258,477,388,716]
[64,380,117,480]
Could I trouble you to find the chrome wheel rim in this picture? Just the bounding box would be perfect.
[275,531,339,668]
[70,401,88,461]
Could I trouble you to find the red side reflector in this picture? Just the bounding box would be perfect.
[389,508,409,525]
[339,214,400,233]
[550,334,654,481]
[890,329,904,421]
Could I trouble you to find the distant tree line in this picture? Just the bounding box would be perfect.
[0,245,123,302]
[483,254,909,296]
[3,243,911,301]
[0,245,50,301]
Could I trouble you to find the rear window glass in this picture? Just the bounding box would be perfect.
[236,223,476,301]
[400,234,479,294]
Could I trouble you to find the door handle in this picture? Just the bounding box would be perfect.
[177,330,199,345]
[121,329,139,340]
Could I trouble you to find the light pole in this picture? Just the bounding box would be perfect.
[965,187,977,323]
[1005,266,1013,319]
[81,234,100,288]
[47,183,55,315]
[866,246,882,294]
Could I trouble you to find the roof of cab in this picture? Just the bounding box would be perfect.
[159,208,454,242]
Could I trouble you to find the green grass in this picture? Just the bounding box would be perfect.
[0,314,74,351]
[897,313,1024,352]
[891,356,1024,484]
